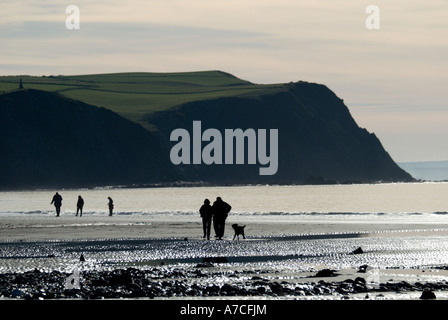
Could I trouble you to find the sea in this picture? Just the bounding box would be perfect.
[1,182,448,217]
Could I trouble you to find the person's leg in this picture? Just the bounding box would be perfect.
[221,220,226,238]
[217,220,224,239]
[202,219,207,238]
[206,219,211,240]
[213,219,219,238]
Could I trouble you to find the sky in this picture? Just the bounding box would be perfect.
[0,0,447,163]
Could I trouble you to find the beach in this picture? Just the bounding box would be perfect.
[2,208,448,301]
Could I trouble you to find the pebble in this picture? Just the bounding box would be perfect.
[0,266,447,299]
[315,269,337,277]
[351,247,364,254]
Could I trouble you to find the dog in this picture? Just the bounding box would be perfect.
[232,224,246,240]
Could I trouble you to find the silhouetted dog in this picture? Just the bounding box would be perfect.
[232,224,246,240]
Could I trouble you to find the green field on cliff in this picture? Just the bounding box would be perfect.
[0,71,282,127]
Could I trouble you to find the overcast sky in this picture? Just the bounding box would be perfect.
[1,0,447,162]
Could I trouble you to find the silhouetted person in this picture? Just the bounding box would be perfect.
[50,192,63,217]
[76,195,84,217]
[108,197,114,216]
[212,197,231,240]
[199,199,213,240]
[19,79,23,89]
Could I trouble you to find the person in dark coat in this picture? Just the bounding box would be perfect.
[199,199,213,240]
[107,197,114,216]
[212,197,231,240]
[50,192,63,217]
[76,195,84,217]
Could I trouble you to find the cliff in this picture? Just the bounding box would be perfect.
[0,89,178,189]
[0,76,414,189]
[145,81,414,184]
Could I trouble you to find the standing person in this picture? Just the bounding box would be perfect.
[76,195,84,217]
[50,192,63,217]
[199,199,213,240]
[212,197,231,240]
[107,197,114,216]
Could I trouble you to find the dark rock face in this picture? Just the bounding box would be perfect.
[0,89,179,189]
[145,81,414,185]
[0,80,414,189]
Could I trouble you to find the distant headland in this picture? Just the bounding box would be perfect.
[0,71,414,189]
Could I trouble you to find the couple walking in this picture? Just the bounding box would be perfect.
[199,197,231,240]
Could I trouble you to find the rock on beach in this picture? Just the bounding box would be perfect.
[1,266,448,300]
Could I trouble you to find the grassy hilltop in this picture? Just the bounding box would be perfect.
[0,71,281,129]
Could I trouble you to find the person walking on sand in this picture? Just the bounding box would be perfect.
[107,197,114,216]
[76,195,84,217]
[50,192,63,217]
[212,197,231,240]
[199,199,213,240]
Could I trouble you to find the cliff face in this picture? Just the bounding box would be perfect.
[0,89,178,189]
[0,81,414,190]
[145,81,414,184]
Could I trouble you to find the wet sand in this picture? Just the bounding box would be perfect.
[2,214,448,300]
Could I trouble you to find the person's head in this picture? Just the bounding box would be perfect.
[216,197,222,202]
[204,199,210,204]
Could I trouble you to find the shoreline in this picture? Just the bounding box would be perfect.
[2,214,448,241]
